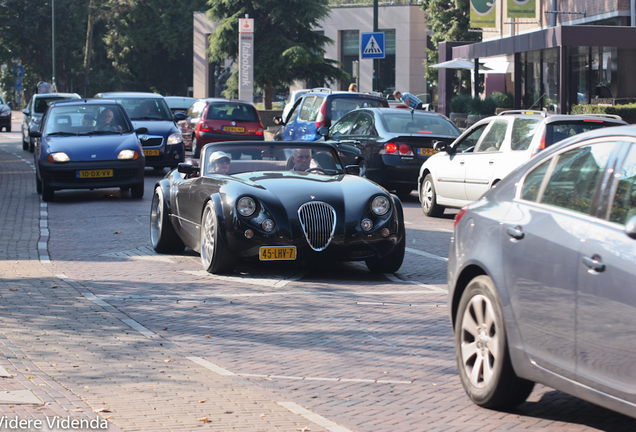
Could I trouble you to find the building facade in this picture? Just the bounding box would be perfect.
[192,5,428,100]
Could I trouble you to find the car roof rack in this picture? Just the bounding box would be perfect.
[310,87,332,94]
[573,113,623,121]
[497,110,548,117]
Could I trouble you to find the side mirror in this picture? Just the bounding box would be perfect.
[317,127,330,138]
[345,165,361,176]
[432,141,447,152]
[7,101,13,109]
[273,116,283,125]
[22,109,29,115]
[135,127,148,135]
[177,163,199,176]
[173,112,186,121]
[625,215,636,239]
[30,130,42,138]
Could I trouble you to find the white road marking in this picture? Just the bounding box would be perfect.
[384,274,447,293]
[186,356,235,376]
[278,402,354,432]
[405,247,448,262]
[179,270,305,288]
[240,373,411,384]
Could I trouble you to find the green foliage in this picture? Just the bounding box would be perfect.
[571,103,636,124]
[207,0,350,108]
[449,94,471,113]
[490,91,513,108]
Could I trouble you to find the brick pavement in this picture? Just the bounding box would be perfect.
[2,134,636,432]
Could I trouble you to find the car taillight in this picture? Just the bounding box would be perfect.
[454,206,468,229]
[379,142,414,156]
[315,101,327,129]
[200,122,210,132]
[256,125,263,135]
[584,119,603,123]
[531,131,546,157]
[381,142,398,154]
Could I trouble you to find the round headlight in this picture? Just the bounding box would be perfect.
[371,196,390,216]
[361,218,373,231]
[49,152,70,163]
[118,149,136,160]
[167,133,183,145]
[237,197,256,216]
[262,219,275,232]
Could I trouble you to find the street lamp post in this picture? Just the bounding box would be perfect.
[52,0,56,91]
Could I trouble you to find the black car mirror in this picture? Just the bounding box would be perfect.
[177,163,199,176]
[625,215,636,239]
[317,127,330,138]
[135,127,148,135]
[173,112,186,121]
[273,116,283,125]
[30,130,42,138]
[345,165,361,176]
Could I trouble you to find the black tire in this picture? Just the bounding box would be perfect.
[22,134,29,150]
[29,137,35,153]
[200,201,235,274]
[131,182,144,199]
[193,137,201,158]
[42,179,54,202]
[36,172,42,193]
[365,233,405,273]
[7,124,11,132]
[420,173,445,217]
[455,275,534,409]
[150,187,184,253]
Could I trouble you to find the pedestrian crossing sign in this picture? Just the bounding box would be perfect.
[360,32,385,59]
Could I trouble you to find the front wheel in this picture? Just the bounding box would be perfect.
[150,187,184,253]
[131,182,144,199]
[28,137,35,153]
[455,275,534,409]
[200,201,235,274]
[41,179,54,202]
[192,137,201,158]
[365,233,405,273]
[420,174,445,217]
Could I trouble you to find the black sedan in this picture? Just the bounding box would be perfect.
[318,108,461,197]
[150,141,405,274]
[32,99,147,202]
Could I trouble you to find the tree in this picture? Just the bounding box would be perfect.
[420,0,480,94]
[207,0,350,109]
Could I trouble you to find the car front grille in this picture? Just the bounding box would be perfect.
[298,202,336,251]
[140,137,163,147]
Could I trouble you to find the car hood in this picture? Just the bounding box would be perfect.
[228,172,390,220]
[43,134,142,161]
[131,120,178,136]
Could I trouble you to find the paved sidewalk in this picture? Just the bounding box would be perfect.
[0,144,335,431]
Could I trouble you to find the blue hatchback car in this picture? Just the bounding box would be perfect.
[95,92,185,170]
[273,88,388,141]
[32,99,146,202]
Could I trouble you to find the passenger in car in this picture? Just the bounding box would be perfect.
[209,151,231,175]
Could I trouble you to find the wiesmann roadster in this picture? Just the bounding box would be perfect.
[150,141,405,274]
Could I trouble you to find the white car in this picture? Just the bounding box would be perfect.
[418,110,627,217]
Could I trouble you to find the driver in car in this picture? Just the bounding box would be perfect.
[289,148,313,171]
[96,108,122,132]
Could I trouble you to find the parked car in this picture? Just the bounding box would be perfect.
[164,96,198,115]
[319,108,460,197]
[94,92,185,170]
[178,99,264,158]
[281,89,310,122]
[22,92,81,152]
[150,141,405,274]
[448,124,636,419]
[418,110,627,217]
[0,93,12,132]
[273,88,388,142]
[32,99,146,202]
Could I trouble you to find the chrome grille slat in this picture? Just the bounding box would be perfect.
[298,202,336,251]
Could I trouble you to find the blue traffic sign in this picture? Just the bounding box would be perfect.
[360,32,385,59]
[14,65,24,78]
[15,78,22,91]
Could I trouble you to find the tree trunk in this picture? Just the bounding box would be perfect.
[83,0,95,96]
[264,82,273,110]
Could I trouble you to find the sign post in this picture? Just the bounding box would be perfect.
[238,16,254,103]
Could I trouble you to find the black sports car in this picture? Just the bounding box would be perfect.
[150,141,405,274]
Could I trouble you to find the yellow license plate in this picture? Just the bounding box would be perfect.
[223,126,245,133]
[77,169,113,179]
[144,149,160,156]
[418,148,437,156]
[259,246,297,261]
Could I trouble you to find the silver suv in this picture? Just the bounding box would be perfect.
[418,110,627,217]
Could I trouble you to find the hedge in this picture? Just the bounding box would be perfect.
[570,103,636,124]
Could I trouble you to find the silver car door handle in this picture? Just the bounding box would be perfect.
[582,255,605,272]
[489,160,494,165]
[506,226,524,240]
[460,161,464,166]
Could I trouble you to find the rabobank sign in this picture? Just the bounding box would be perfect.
[238,17,254,103]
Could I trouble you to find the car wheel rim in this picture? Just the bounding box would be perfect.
[201,207,215,266]
[150,191,162,247]
[422,180,433,211]
[459,294,499,389]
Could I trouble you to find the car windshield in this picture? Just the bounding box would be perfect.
[110,97,173,121]
[329,97,387,123]
[43,105,133,135]
[165,97,196,110]
[381,112,460,136]
[202,144,344,176]
[206,103,259,122]
[35,96,77,114]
